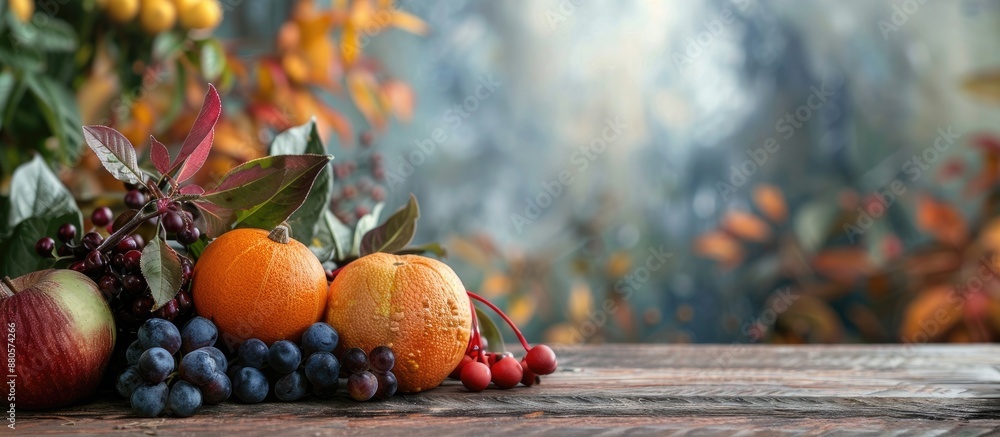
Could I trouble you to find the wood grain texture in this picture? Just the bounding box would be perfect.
[18,344,1000,435]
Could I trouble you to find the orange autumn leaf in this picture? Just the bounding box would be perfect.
[721,210,771,242]
[899,286,962,342]
[381,79,415,122]
[811,248,876,285]
[752,184,788,223]
[694,231,744,268]
[916,195,968,246]
[347,70,387,129]
[389,9,429,35]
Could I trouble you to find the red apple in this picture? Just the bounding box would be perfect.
[0,269,116,409]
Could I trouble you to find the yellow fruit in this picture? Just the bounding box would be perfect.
[140,0,176,34]
[192,226,329,346]
[281,53,310,85]
[9,0,33,23]
[179,0,222,30]
[324,253,472,393]
[170,0,198,13]
[104,0,140,23]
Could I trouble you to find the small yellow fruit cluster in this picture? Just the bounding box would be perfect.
[99,0,223,34]
[9,0,34,23]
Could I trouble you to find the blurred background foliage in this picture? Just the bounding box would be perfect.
[4,0,1000,346]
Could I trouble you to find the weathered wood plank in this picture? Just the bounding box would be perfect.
[17,345,1000,435]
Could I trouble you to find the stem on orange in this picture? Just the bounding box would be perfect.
[467,291,531,352]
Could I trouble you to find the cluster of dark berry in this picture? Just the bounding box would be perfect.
[33,184,202,325]
[116,317,230,417]
[229,323,397,403]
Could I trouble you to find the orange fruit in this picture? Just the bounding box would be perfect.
[325,253,472,393]
[192,226,328,346]
[179,0,222,30]
[9,0,33,23]
[139,0,176,34]
[103,0,140,23]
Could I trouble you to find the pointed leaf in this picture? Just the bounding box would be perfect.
[200,154,334,232]
[199,39,226,82]
[396,242,447,258]
[141,237,183,311]
[351,203,384,257]
[170,84,221,182]
[360,194,419,256]
[192,200,237,239]
[150,136,171,175]
[312,210,354,262]
[269,118,334,243]
[82,125,144,185]
[5,155,81,231]
[179,185,205,195]
[475,307,506,353]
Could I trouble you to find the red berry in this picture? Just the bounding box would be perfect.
[57,244,73,257]
[153,299,180,321]
[177,225,200,245]
[116,236,138,253]
[57,223,76,242]
[371,186,385,201]
[124,190,146,209]
[525,345,557,375]
[123,274,146,294]
[132,295,154,317]
[460,361,491,392]
[131,234,145,250]
[69,261,87,273]
[91,206,113,227]
[161,211,184,234]
[520,359,539,387]
[35,237,55,258]
[175,290,193,312]
[84,250,106,272]
[450,355,473,380]
[359,130,374,147]
[490,356,522,389]
[123,250,142,272]
[81,232,103,251]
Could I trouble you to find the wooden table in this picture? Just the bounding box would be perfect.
[19,344,1000,435]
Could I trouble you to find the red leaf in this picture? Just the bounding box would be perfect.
[82,125,144,185]
[192,201,237,239]
[170,84,221,182]
[150,136,171,175]
[179,185,205,195]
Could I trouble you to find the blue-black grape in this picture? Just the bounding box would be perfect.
[181,317,218,353]
[137,347,175,384]
[268,340,301,374]
[274,370,308,402]
[138,318,182,354]
[130,382,169,417]
[198,346,227,371]
[167,381,202,417]
[233,367,269,404]
[179,349,217,386]
[201,372,232,405]
[227,365,243,381]
[341,347,368,375]
[373,371,397,400]
[126,340,144,365]
[238,338,268,369]
[369,346,395,373]
[347,371,378,401]
[300,323,339,355]
[116,366,144,398]
[303,352,340,390]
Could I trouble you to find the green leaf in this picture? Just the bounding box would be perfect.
[25,75,83,164]
[5,155,80,233]
[360,194,419,256]
[312,210,354,262]
[0,44,42,73]
[199,39,225,81]
[82,125,144,185]
[269,118,333,244]
[152,31,184,62]
[200,154,333,235]
[0,72,14,132]
[475,307,506,353]
[184,234,212,261]
[351,202,384,257]
[33,17,77,52]
[141,237,183,311]
[0,156,82,277]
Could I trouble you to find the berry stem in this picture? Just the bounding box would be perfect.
[95,200,162,253]
[467,291,531,352]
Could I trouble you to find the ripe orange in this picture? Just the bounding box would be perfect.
[192,226,328,346]
[179,0,222,30]
[325,253,472,393]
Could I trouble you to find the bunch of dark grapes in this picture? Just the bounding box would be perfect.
[34,183,202,327]
[116,317,231,417]
[228,322,397,403]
